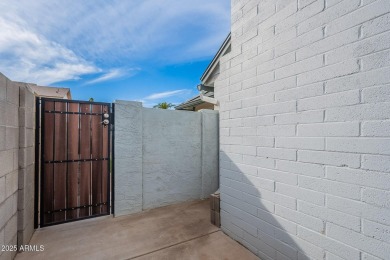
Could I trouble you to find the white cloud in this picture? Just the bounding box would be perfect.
[144,89,191,100]
[0,0,230,84]
[86,68,140,85]
[0,17,99,85]
[0,1,230,62]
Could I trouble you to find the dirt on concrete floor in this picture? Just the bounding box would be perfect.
[16,200,258,260]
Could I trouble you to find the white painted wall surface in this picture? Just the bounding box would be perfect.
[215,0,390,259]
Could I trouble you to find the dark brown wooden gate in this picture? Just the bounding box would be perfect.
[36,98,112,227]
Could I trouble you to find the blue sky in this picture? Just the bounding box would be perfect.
[0,1,230,107]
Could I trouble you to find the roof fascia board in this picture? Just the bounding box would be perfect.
[200,33,231,83]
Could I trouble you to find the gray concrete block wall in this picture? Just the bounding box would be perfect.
[17,84,35,248]
[114,101,219,216]
[0,74,20,260]
[216,0,390,259]
[0,74,35,260]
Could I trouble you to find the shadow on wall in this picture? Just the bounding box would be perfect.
[220,151,314,260]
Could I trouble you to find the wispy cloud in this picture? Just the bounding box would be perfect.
[0,0,230,85]
[0,17,98,85]
[86,68,140,85]
[144,89,191,100]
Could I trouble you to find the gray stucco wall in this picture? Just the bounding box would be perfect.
[114,101,143,216]
[142,108,202,210]
[114,100,218,216]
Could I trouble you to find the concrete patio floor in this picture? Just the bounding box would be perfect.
[16,200,258,260]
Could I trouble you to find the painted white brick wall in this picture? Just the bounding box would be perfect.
[216,0,390,259]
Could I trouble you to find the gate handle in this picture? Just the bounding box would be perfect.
[101,119,109,126]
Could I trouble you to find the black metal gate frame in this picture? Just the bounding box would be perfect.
[34,97,115,228]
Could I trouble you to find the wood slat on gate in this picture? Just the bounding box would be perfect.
[53,101,67,222]
[79,103,92,218]
[91,104,103,215]
[43,101,55,224]
[67,102,79,219]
